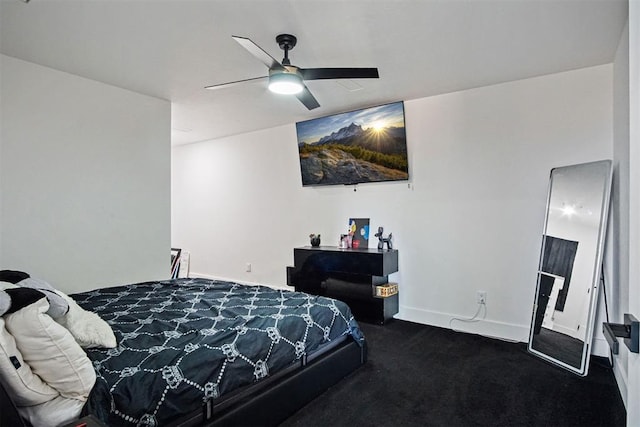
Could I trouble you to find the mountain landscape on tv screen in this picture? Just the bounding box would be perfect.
[298,121,408,186]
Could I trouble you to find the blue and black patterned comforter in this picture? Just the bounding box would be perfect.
[73,278,364,426]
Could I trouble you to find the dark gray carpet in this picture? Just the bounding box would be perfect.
[280,320,626,427]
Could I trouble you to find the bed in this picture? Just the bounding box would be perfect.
[1,277,366,426]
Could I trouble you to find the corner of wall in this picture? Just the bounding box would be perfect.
[1,55,171,292]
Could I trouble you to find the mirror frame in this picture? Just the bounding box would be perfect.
[527,160,613,376]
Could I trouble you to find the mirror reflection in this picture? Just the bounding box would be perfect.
[528,160,612,376]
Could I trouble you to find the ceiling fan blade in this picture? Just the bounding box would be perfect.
[300,67,379,80]
[204,76,268,90]
[296,85,320,110]
[232,35,283,70]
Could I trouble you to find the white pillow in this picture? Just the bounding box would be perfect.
[17,278,69,319]
[0,290,10,316]
[0,281,18,290]
[4,297,96,400]
[54,291,117,349]
[0,282,17,316]
[0,318,59,406]
[17,394,85,427]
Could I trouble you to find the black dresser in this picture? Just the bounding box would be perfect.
[287,246,399,324]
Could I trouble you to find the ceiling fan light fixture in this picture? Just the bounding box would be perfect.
[210,34,379,109]
[268,72,303,95]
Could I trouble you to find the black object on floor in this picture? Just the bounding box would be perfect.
[281,320,626,427]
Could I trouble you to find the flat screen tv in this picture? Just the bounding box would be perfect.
[295,101,409,186]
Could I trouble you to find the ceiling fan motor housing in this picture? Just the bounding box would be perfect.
[276,34,297,65]
[270,65,301,78]
[276,34,297,51]
[268,65,303,94]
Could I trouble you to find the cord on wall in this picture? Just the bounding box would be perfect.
[449,300,486,332]
[449,300,519,343]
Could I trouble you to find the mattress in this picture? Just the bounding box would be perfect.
[73,278,364,426]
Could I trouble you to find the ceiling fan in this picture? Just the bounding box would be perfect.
[205,34,379,110]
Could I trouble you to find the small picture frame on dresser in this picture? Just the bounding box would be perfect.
[348,218,370,249]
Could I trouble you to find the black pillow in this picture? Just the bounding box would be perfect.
[4,288,47,314]
[0,270,30,284]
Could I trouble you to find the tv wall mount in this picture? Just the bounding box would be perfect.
[603,313,639,354]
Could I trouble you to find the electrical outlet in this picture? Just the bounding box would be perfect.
[477,291,487,305]
[246,263,252,273]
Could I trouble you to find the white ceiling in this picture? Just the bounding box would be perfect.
[0,0,628,145]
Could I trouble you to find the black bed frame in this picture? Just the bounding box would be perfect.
[0,338,366,427]
[176,338,366,427]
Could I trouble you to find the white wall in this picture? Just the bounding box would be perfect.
[172,65,612,343]
[0,55,171,293]
[0,56,3,259]
[610,4,640,420]
[626,2,640,421]
[610,18,630,406]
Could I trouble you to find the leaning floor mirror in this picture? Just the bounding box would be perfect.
[528,160,613,376]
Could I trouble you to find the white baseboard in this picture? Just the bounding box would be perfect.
[398,305,619,364]
[591,336,612,357]
[397,305,530,343]
[612,357,628,410]
[552,323,580,339]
